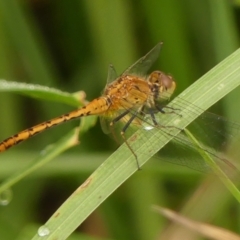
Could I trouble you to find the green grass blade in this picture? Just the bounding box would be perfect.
[31,47,240,239]
[0,128,79,194]
[0,80,82,107]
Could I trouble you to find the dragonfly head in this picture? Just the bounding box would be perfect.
[148,71,176,101]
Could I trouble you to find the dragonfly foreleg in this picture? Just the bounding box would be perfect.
[156,105,182,117]
[111,109,142,170]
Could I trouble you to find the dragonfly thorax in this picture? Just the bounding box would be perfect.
[104,75,151,111]
[103,71,176,112]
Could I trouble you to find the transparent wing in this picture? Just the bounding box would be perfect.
[103,96,240,177]
[155,120,238,175]
[100,114,112,135]
[105,43,162,86]
[141,98,240,176]
[100,109,141,137]
[105,64,118,85]
[123,42,162,76]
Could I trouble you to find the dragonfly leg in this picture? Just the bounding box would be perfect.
[157,105,182,117]
[148,105,182,131]
[110,110,142,170]
[155,106,165,114]
[110,110,130,125]
[148,110,158,126]
[138,106,159,126]
[120,113,141,170]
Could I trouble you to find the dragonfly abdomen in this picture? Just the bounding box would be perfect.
[0,97,110,152]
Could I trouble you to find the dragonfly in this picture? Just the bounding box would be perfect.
[0,43,239,174]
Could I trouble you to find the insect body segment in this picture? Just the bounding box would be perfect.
[0,96,110,152]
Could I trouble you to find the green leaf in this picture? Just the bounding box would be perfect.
[0,80,82,107]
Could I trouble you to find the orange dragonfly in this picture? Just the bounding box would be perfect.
[0,43,239,174]
[0,43,174,165]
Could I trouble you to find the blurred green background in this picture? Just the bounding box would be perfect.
[0,0,240,239]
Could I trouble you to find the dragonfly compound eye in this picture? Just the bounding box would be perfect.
[148,71,176,100]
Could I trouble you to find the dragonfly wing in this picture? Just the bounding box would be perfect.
[106,64,118,85]
[123,42,162,76]
[100,109,142,143]
[100,115,112,134]
[156,128,238,176]
[156,132,212,173]
[151,98,240,176]
[130,117,238,176]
